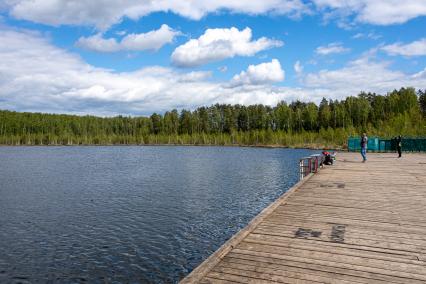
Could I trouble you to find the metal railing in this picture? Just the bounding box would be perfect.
[299,154,323,180]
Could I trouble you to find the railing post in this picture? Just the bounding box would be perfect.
[299,155,323,181]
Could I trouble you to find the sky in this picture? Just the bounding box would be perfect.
[0,0,425,116]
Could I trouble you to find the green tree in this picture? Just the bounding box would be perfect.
[318,98,331,129]
[419,89,426,117]
[150,113,162,134]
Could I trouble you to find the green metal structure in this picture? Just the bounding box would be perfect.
[348,137,379,152]
[348,137,426,152]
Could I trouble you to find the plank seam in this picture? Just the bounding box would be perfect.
[179,173,316,283]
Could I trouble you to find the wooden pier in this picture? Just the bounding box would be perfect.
[181,152,426,284]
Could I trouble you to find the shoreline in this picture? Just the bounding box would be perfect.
[0,143,344,151]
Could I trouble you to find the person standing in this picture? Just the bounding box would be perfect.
[396,135,402,158]
[360,133,368,162]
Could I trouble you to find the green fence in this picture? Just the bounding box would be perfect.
[348,137,426,152]
[348,137,379,152]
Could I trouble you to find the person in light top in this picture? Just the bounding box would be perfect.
[360,133,368,162]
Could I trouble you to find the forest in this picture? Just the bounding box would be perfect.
[1,87,425,148]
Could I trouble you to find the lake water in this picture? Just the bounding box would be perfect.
[0,146,317,283]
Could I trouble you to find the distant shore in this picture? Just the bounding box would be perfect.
[0,143,344,151]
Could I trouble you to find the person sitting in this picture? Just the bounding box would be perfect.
[322,151,334,165]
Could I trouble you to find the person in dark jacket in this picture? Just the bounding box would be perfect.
[360,133,368,162]
[322,151,334,165]
[396,135,402,158]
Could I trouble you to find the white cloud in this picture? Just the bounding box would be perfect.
[2,1,426,30]
[76,34,120,53]
[0,28,294,115]
[218,66,228,72]
[315,42,350,55]
[351,33,362,39]
[4,0,309,30]
[1,28,425,116]
[313,0,426,25]
[303,56,426,95]
[381,38,426,57]
[352,33,364,39]
[294,60,303,74]
[231,59,285,86]
[352,32,381,40]
[76,24,180,52]
[171,27,283,67]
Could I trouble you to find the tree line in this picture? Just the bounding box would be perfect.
[1,87,425,148]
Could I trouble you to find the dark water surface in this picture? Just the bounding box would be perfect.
[0,146,316,283]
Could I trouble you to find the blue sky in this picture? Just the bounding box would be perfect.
[0,1,425,116]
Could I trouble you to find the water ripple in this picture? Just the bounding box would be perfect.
[0,146,316,283]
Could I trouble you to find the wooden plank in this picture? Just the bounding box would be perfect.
[226,252,426,284]
[255,223,426,247]
[231,249,426,281]
[180,153,426,283]
[200,277,240,284]
[179,173,316,283]
[218,257,388,284]
[211,266,323,284]
[243,234,421,263]
[234,243,426,276]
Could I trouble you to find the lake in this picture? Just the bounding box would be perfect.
[0,146,317,283]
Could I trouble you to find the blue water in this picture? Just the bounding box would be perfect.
[0,146,316,283]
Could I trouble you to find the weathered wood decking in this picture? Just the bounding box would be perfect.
[181,152,426,284]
